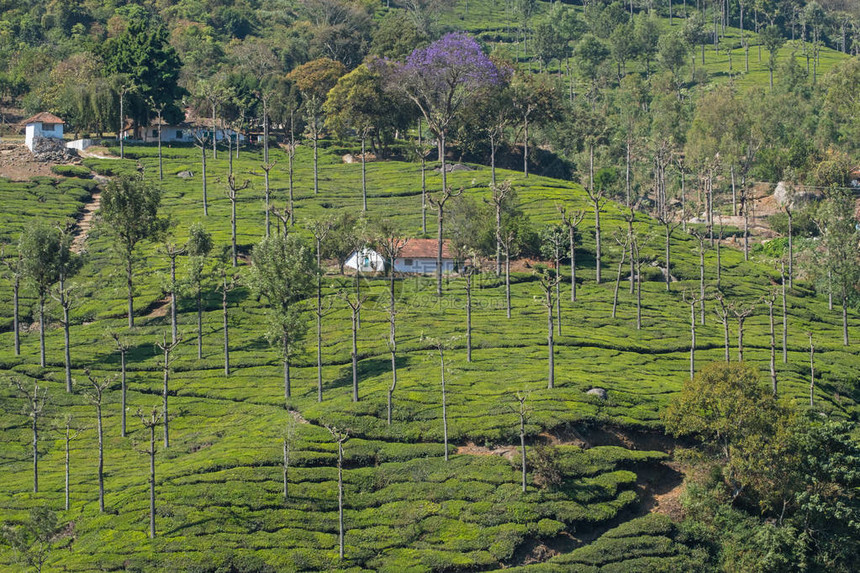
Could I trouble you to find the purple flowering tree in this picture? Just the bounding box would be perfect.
[388,33,501,193]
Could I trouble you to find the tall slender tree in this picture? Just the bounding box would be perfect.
[9,378,48,494]
[84,371,113,513]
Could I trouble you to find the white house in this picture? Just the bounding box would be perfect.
[345,247,385,273]
[131,119,244,144]
[23,112,65,151]
[394,239,456,274]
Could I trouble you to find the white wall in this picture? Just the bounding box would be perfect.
[25,122,64,151]
[66,139,93,151]
[393,258,455,274]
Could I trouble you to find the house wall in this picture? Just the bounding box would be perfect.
[393,257,455,274]
[25,123,63,151]
[140,127,244,144]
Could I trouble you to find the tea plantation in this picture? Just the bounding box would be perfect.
[0,143,857,571]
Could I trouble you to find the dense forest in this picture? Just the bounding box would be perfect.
[0,0,859,571]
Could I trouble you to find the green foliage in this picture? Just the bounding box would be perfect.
[50,164,92,178]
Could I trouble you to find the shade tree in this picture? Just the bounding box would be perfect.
[18,223,63,368]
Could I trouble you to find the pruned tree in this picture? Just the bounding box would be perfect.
[109,331,131,437]
[424,336,456,461]
[155,333,181,448]
[427,186,462,297]
[765,291,778,395]
[535,266,560,389]
[185,223,213,360]
[807,332,815,407]
[682,289,703,379]
[610,230,630,320]
[499,228,519,320]
[99,176,167,327]
[656,207,684,292]
[338,283,368,403]
[51,225,80,392]
[326,425,350,561]
[136,407,162,539]
[55,415,83,511]
[541,224,567,334]
[161,239,186,344]
[714,291,731,362]
[558,206,585,302]
[190,128,211,216]
[309,218,335,402]
[631,234,643,331]
[455,249,480,364]
[730,301,756,362]
[218,267,237,376]
[9,378,48,493]
[249,234,316,401]
[1,245,23,356]
[373,220,409,421]
[84,370,114,513]
[780,261,788,363]
[514,392,530,493]
[689,228,707,325]
[585,167,611,284]
[19,223,63,368]
[486,181,514,276]
[224,174,251,268]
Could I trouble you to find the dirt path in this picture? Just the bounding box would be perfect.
[71,186,101,253]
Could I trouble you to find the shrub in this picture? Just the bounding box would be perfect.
[51,164,91,178]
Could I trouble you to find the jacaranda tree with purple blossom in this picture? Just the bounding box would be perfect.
[387,33,502,194]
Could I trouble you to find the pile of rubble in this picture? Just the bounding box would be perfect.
[31,137,78,162]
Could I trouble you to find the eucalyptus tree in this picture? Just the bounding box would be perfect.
[540,225,567,333]
[730,301,756,362]
[428,186,462,297]
[84,371,113,512]
[58,415,83,511]
[424,336,456,461]
[110,331,131,437]
[714,292,731,362]
[682,289,703,379]
[156,333,181,448]
[513,392,530,493]
[218,267,237,376]
[224,174,250,268]
[9,378,48,493]
[249,234,316,401]
[51,225,80,392]
[161,239,186,344]
[137,407,162,539]
[190,129,211,216]
[586,167,613,284]
[193,76,232,160]
[99,176,167,327]
[486,181,514,276]
[326,426,349,560]
[535,266,561,389]
[817,189,859,346]
[765,291,778,395]
[558,206,585,302]
[610,230,629,320]
[19,223,63,368]
[807,333,815,407]
[339,282,368,403]
[373,220,409,421]
[185,223,212,359]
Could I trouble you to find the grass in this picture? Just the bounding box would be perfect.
[0,137,857,571]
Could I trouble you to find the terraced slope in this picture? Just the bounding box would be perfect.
[0,144,856,571]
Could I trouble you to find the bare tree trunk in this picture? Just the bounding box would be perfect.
[635,247,642,330]
[64,429,70,510]
[440,349,449,461]
[283,437,289,502]
[612,242,627,318]
[361,133,367,211]
[737,317,746,362]
[787,210,793,288]
[316,242,324,402]
[664,226,672,291]
[162,346,170,448]
[120,349,127,437]
[170,255,178,344]
[337,439,345,559]
[699,244,705,325]
[149,424,156,538]
[466,276,472,362]
[523,115,529,177]
[593,197,602,284]
[284,336,291,400]
[223,281,230,376]
[38,295,46,367]
[126,254,134,328]
[196,293,203,360]
[768,299,777,395]
[419,119,427,235]
[313,122,319,195]
[689,302,696,379]
[62,295,71,393]
[828,269,833,310]
[201,143,208,216]
[96,401,104,512]
[12,276,19,355]
[570,228,577,301]
[842,286,849,346]
[781,264,788,363]
[230,196,237,267]
[547,288,555,389]
[32,411,39,493]
[351,309,359,402]
[808,334,815,407]
[505,248,512,319]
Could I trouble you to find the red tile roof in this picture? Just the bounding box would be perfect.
[22,112,65,125]
[398,239,453,259]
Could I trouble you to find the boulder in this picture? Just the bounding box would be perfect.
[434,163,474,173]
[31,137,78,163]
[585,387,608,400]
[177,170,194,179]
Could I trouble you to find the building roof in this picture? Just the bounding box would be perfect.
[399,239,454,259]
[22,112,65,125]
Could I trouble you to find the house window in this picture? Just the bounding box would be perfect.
[404,259,413,266]
[176,130,183,139]
[42,123,54,132]
[152,129,158,137]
